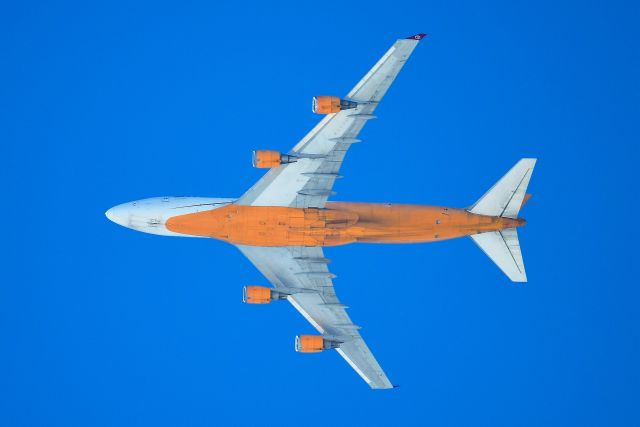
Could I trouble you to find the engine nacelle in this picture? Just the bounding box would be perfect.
[312,96,358,114]
[294,335,341,353]
[243,285,286,304]
[252,150,297,168]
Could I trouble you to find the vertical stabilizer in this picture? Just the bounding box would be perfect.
[469,158,536,219]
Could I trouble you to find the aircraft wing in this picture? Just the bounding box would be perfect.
[236,34,426,208]
[236,244,394,389]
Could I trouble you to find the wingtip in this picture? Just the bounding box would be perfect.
[405,33,427,41]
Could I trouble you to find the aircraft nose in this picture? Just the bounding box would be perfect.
[105,205,129,227]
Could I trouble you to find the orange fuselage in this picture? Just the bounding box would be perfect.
[165,202,525,247]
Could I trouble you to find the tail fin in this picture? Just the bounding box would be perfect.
[469,159,536,282]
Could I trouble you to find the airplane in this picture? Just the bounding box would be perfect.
[105,34,536,389]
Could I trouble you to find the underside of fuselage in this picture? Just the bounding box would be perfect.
[105,197,524,246]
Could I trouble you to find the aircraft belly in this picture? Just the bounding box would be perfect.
[165,204,357,246]
[164,202,517,246]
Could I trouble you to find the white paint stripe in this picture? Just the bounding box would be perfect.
[348,46,397,98]
[336,348,373,385]
[288,296,325,334]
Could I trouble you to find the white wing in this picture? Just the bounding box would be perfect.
[236,34,426,208]
[235,34,426,388]
[236,245,394,389]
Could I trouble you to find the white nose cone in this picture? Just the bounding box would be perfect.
[105,197,230,237]
[105,205,129,227]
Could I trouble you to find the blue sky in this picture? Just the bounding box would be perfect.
[2,1,639,426]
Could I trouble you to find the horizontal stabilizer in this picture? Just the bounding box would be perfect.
[471,228,527,282]
[470,158,536,219]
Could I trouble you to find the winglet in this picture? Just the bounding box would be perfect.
[406,33,427,40]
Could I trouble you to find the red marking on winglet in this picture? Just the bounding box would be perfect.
[406,33,427,40]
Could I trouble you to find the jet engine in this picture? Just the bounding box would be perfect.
[242,285,287,304]
[294,335,341,353]
[252,150,297,168]
[312,96,358,114]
